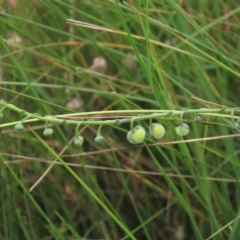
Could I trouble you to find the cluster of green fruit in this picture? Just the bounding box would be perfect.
[127,123,189,145]
[14,120,190,147]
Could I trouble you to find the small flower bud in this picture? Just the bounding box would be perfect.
[114,119,121,126]
[94,135,104,144]
[74,136,84,146]
[65,98,82,110]
[175,123,190,136]
[123,53,137,73]
[90,57,107,73]
[43,128,54,137]
[194,114,202,123]
[14,123,24,131]
[149,123,165,140]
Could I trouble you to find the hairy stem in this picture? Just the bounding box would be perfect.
[0,100,239,129]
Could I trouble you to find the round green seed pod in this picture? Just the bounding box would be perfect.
[14,123,24,131]
[149,123,165,140]
[43,128,54,137]
[127,125,146,144]
[74,136,84,146]
[127,131,136,144]
[132,125,146,144]
[175,123,189,136]
[94,135,104,144]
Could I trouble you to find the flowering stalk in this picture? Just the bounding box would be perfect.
[1,100,239,128]
[43,121,54,137]
[95,124,104,143]
[73,122,84,145]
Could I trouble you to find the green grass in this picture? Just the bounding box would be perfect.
[1,0,240,239]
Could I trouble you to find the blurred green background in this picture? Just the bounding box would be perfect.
[1,1,240,239]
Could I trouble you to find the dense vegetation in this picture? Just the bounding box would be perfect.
[1,1,240,239]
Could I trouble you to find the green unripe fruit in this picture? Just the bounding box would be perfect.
[127,131,135,144]
[14,123,24,131]
[74,136,84,146]
[149,123,165,140]
[43,128,54,137]
[94,135,104,144]
[127,125,146,144]
[194,115,202,123]
[175,123,189,136]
